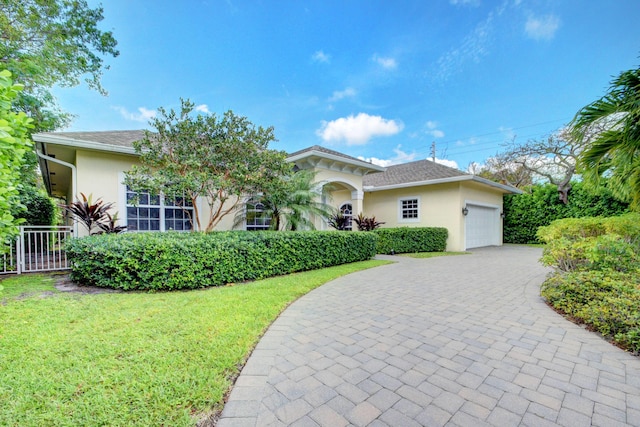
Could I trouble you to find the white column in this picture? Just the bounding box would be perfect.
[351,190,364,231]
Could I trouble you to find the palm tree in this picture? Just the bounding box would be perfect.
[571,66,640,209]
[234,169,334,231]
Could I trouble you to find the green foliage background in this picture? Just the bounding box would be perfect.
[10,186,57,226]
[503,182,630,244]
[0,70,33,242]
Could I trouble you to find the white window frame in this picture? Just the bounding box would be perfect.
[398,196,420,223]
[339,202,353,231]
[124,185,195,232]
[245,198,271,231]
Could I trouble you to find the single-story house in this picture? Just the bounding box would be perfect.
[33,130,522,251]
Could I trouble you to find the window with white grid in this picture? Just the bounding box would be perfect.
[126,187,194,232]
[399,197,420,222]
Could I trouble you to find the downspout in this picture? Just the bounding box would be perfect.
[35,147,79,237]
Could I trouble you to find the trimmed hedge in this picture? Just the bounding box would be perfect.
[66,231,377,291]
[374,227,448,254]
[503,182,630,244]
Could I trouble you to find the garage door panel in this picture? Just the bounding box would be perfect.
[465,204,499,249]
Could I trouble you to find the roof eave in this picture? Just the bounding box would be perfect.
[364,175,523,193]
[32,133,138,155]
[470,175,524,194]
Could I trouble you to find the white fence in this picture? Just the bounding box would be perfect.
[1,226,74,275]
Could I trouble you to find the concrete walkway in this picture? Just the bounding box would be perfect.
[217,246,640,427]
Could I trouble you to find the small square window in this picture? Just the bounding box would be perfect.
[399,198,420,222]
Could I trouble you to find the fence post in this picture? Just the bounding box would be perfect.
[17,226,24,274]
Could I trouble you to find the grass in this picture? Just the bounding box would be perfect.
[399,251,470,259]
[0,273,58,300]
[0,259,389,426]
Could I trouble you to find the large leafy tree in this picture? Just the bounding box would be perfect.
[125,99,291,232]
[234,169,334,231]
[0,0,119,132]
[571,65,640,210]
[0,70,33,242]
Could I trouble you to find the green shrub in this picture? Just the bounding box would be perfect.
[538,213,640,272]
[541,271,640,353]
[586,234,639,273]
[374,227,447,254]
[503,182,629,244]
[603,214,640,243]
[10,186,57,226]
[65,231,377,291]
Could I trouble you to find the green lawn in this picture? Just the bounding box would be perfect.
[0,260,389,426]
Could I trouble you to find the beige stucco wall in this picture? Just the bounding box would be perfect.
[309,168,365,230]
[364,182,466,251]
[329,188,353,208]
[73,150,231,235]
[460,181,505,206]
[75,149,136,214]
[362,180,506,252]
[314,169,363,192]
[69,150,507,247]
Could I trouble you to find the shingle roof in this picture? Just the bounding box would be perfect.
[363,159,468,187]
[39,130,146,148]
[35,132,520,193]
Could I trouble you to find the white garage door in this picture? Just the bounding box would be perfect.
[465,204,500,249]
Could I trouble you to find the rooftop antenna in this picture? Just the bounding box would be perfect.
[430,141,436,162]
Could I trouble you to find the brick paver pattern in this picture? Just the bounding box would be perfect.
[218,246,640,426]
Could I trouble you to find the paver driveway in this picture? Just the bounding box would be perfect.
[218,246,640,426]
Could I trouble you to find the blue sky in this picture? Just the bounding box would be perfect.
[55,0,640,170]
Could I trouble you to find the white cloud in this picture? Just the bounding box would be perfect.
[525,15,560,41]
[312,50,330,63]
[113,106,156,122]
[317,113,403,146]
[195,104,211,114]
[435,158,459,169]
[328,87,357,102]
[372,54,397,70]
[449,0,481,6]
[358,145,417,167]
[434,1,512,83]
[426,120,445,138]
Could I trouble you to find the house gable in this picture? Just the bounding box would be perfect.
[287,145,385,177]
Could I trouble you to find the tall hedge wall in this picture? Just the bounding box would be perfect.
[374,227,448,254]
[66,231,377,291]
[504,182,629,244]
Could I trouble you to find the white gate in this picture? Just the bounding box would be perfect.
[1,226,74,275]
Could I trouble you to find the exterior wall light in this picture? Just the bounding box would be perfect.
[500,211,505,218]
[462,206,469,216]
